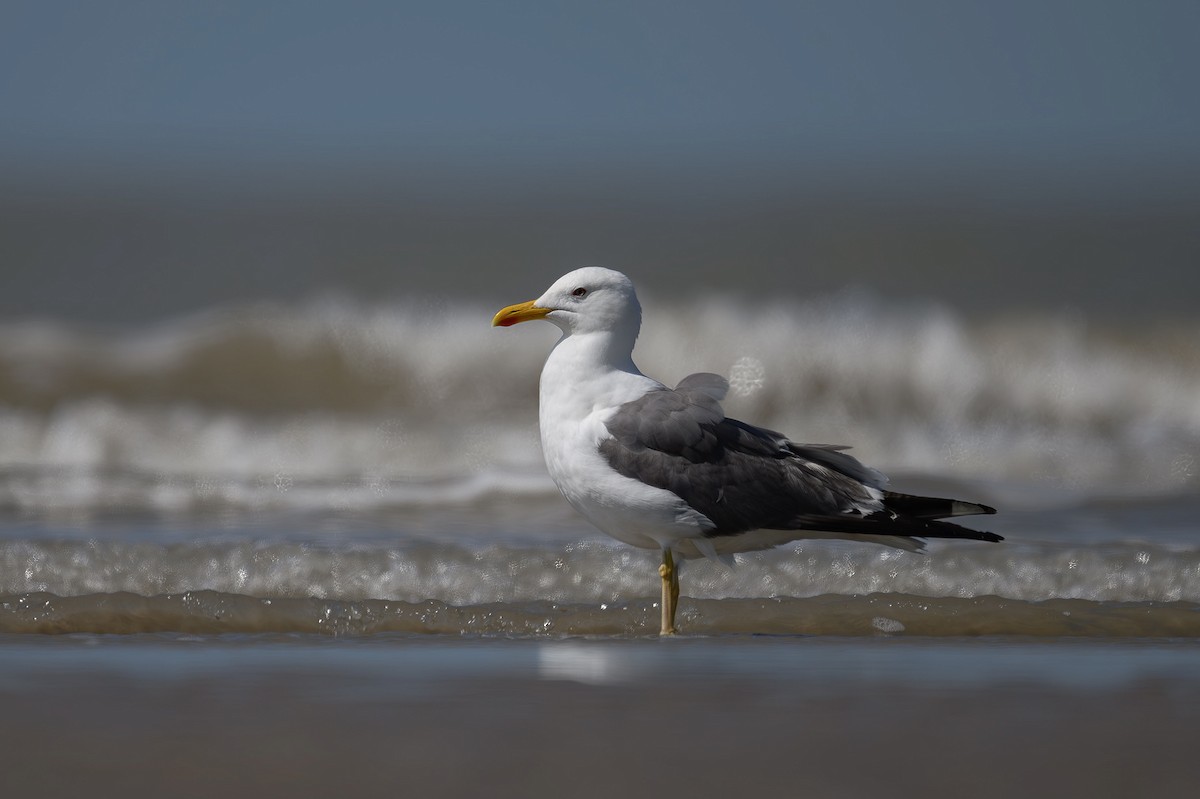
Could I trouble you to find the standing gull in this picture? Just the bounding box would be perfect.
[493,267,1001,635]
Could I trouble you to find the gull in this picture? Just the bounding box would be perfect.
[493,267,1000,635]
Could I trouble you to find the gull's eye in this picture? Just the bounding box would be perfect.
[571,287,588,298]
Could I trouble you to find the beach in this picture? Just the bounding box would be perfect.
[4,634,1200,799]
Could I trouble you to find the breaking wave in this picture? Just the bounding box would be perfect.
[0,292,1198,518]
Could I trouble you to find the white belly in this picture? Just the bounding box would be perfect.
[542,419,712,550]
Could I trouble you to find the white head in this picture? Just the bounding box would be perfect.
[492,267,642,341]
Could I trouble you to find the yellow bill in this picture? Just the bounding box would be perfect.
[492,300,551,327]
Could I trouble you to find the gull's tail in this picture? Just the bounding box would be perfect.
[852,491,1003,544]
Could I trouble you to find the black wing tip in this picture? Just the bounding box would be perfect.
[916,526,1003,544]
[883,491,999,520]
[889,512,1003,543]
[785,511,1005,544]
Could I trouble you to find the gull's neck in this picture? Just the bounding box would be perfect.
[540,328,656,422]
[548,328,640,376]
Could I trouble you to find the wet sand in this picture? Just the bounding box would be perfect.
[3,635,1199,799]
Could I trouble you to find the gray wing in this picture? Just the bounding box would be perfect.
[599,373,1000,542]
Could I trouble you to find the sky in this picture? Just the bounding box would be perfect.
[1,2,1198,321]
[3,1,1198,189]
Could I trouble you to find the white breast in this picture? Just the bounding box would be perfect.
[537,337,714,550]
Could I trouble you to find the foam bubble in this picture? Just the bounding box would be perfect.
[728,355,766,397]
[871,616,906,633]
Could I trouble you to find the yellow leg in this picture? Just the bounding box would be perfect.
[658,548,679,635]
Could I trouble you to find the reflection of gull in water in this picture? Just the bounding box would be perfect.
[494,267,1000,636]
[537,642,644,685]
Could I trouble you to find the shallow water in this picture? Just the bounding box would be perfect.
[4,633,1200,695]
[2,484,1199,638]
[3,634,1200,799]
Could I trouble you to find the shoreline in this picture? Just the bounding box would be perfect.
[5,633,1200,687]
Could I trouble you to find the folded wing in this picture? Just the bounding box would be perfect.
[598,373,1000,544]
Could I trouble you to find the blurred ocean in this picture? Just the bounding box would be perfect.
[2,283,1200,504]
[1,250,1198,635]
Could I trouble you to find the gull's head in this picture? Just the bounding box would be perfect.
[492,267,642,338]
